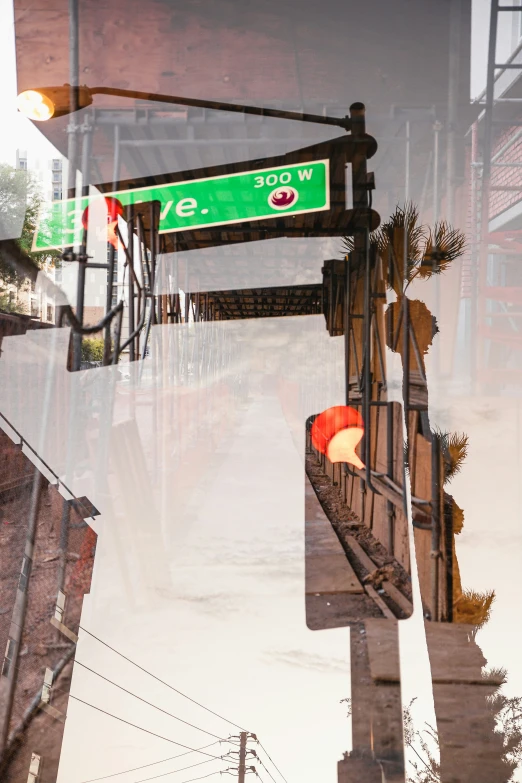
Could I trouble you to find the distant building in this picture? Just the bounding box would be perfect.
[15,149,65,205]
[7,150,67,324]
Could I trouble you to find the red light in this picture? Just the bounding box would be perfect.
[311,405,364,469]
[82,197,124,248]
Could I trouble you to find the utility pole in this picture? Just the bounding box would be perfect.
[238,731,247,783]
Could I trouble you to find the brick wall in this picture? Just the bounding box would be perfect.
[489,126,522,220]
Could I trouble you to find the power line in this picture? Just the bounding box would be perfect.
[70,695,230,759]
[74,660,225,740]
[253,758,277,783]
[79,626,247,732]
[82,757,226,783]
[131,769,232,783]
[253,770,270,783]
[79,742,227,783]
[256,742,288,783]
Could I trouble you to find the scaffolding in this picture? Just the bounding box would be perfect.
[470,0,522,391]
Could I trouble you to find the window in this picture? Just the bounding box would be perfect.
[52,159,62,171]
[30,300,40,318]
[47,305,53,322]
[52,171,62,183]
[18,159,27,171]
[41,667,53,704]
[111,292,118,308]
[53,189,62,201]
[54,267,62,283]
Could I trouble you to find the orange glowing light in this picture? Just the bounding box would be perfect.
[311,405,365,469]
[82,197,124,248]
[17,85,93,121]
[17,90,55,121]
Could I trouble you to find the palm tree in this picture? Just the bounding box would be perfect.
[343,203,466,296]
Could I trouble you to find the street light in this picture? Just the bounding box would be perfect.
[16,83,351,130]
[17,85,93,120]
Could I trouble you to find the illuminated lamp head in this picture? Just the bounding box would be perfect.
[310,405,365,470]
[16,84,93,121]
[82,197,124,249]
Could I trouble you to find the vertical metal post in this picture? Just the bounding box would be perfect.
[150,201,157,325]
[431,434,441,622]
[431,121,443,380]
[67,0,83,371]
[345,256,351,405]
[445,499,454,622]
[57,499,70,592]
[104,124,120,365]
[405,119,411,203]
[72,122,92,371]
[349,102,376,500]
[469,121,479,389]
[403,298,410,420]
[238,732,247,783]
[387,402,395,555]
[433,121,442,223]
[363,237,372,478]
[127,210,135,362]
[0,471,44,753]
[446,0,462,224]
[66,0,80,199]
[474,0,499,393]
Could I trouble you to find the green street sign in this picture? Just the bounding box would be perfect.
[33,159,330,251]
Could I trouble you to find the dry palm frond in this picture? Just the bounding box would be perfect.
[451,500,465,535]
[445,432,469,481]
[434,429,469,483]
[482,667,508,686]
[376,204,424,295]
[418,221,466,280]
[376,203,424,256]
[342,205,466,298]
[453,588,495,628]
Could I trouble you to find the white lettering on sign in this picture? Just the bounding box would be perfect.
[298,169,313,181]
[63,208,84,234]
[160,201,174,220]
[253,171,294,188]
[175,198,197,217]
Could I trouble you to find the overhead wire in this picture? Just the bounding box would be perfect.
[255,741,289,783]
[130,768,233,783]
[79,741,226,783]
[253,770,270,783]
[79,626,247,732]
[70,695,231,759]
[82,757,228,783]
[74,659,226,740]
[94,759,231,783]
[253,757,278,783]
